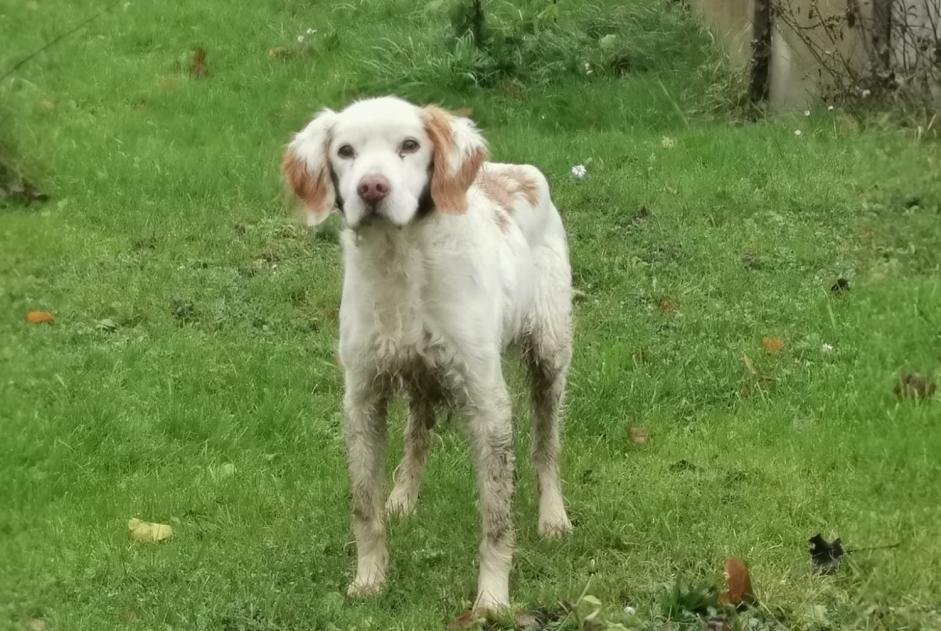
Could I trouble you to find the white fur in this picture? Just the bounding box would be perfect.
[283,96,573,610]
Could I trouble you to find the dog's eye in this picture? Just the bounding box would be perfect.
[400,138,420,154]
[337,144,355,159]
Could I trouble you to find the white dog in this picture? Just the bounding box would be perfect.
[281,96,573,609]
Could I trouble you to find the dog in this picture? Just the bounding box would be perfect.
[281,96,573,609]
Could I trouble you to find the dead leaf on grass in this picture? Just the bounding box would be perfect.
[25,311,54,324]
[658,297,677,313]
[760,336,784,352]
[128,518,173,543]
[25,619,47,631]
[190,48,207,78]
[454,107,474,118]
[628,427,648,445]
[718,558,755,607]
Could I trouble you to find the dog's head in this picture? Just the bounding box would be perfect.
[282,96,487,228]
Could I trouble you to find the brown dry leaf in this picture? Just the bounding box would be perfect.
[658,297,676,313]
[25,619,47,631]
[760,336,784,352]
[25,311,54,324]
[628,427,648,445]
[719,558,755,607]
[516,612,538,628]
[190,48,207,78]
[447,609,483,630]
[454,107,474,118]
[128,518,173,543]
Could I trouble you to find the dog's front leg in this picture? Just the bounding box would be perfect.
[466,377,515,611]
[343,372,390,597]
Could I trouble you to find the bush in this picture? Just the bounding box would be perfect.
[363,0,709,93]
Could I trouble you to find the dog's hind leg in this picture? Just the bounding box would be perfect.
[523,238,573,538]
[386,394,436,517]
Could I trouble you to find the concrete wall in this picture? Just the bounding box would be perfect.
[692,0,941,110]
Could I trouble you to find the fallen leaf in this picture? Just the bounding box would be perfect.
[454,107,474,118]
[627,427,648,445]
[658,297,676,313]
[25,311,54,324]
[718,558,755,607]
[830,277,850,294]
[267,46,298,60]
[760,336,784,352]
[190,48,207,78]
[447,609,483,630]
[894,373,936,401]
[808,533,843,573]
[515,612,538,628]
[25,619,47,631]
[128,518,173,543]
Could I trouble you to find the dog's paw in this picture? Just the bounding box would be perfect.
[473,590,511,612]
[346,576,385,598]
[538,512,573,539]
[385,485,418,518]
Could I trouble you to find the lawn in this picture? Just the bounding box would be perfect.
[2,1,940,629]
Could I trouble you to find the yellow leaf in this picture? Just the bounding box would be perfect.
[128,518,173,543]
[760,336,784,352]
[26,311,54,324]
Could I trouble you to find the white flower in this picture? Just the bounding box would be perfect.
[861,88,871,98]
[822,343,834,353]
[804,110,811,116]
[297,35,304,43]
[570,164,587,180]
[623,606,637,616]
[660,136,676,149]
[827,105,835,111]
[305,27,317,35]
[794,129,803,136]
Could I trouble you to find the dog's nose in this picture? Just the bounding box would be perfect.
[357,175,390,203]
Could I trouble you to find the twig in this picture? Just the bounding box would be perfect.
[0,4,117,83]
[846,543,901,554]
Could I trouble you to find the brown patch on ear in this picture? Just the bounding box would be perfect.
[423,105,485,214]
[281,150,331,214]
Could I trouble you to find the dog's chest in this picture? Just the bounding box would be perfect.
[340,230,452,377]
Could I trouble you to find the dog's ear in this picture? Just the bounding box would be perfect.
[422,105,487,214]
[282,108,338,226]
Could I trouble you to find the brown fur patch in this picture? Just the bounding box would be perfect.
[281,150,331,215]
[476,167,541,226]
[423,105,485,214]
[494,208,512,233]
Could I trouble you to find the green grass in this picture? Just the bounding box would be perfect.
[2,1,941,629]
